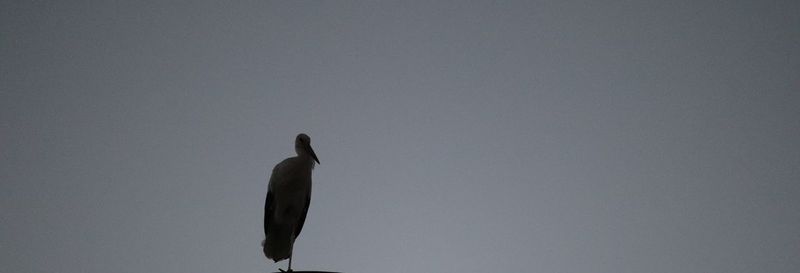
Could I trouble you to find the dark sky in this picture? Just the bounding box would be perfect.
[2,1,799,273]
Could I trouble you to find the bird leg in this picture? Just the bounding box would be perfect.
[287,240,294,272]
[278,241,294,272]
[277,257,293,272]
[278,258,293,273]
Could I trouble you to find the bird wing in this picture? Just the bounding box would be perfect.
[293,193,311,238]
[263,189,274,238]
[264,162,284,238]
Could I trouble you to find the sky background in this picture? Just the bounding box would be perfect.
[2,1,799,273]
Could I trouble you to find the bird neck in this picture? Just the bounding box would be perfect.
[295,153,317,167]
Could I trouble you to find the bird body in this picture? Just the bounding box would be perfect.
[263,134,320,271]
[263,157,313,261]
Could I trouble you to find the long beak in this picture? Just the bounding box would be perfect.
[307,145,320,164]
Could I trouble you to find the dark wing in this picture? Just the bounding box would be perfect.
[293,194,311,238]
[263,189,274,238]
[264,162,283,239]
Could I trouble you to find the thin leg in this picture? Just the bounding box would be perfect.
[278,254,293,273]
[278,241,295,272]
[287,240,294,272]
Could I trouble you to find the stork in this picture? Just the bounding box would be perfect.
[262,133,320,272]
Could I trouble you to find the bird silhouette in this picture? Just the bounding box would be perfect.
[262,133,320,272]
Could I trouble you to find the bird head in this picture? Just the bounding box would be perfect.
[295,133,320,164]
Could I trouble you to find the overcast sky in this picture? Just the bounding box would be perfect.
[2,1,799,273]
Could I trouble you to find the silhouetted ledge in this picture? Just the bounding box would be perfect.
[270,271,341,273]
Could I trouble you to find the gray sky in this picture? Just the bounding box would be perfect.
[2,1,799,273]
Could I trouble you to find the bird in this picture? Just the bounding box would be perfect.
[262,133,320,272]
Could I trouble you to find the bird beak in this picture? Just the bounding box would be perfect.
[307,144,320,164]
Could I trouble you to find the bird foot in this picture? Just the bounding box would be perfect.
[278,268,293,272]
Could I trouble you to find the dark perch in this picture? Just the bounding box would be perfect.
[271,271,341,273]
